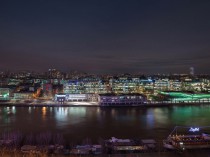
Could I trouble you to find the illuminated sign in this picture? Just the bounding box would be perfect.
[68,94,87,99]
[189,127,199,132]
[55,94,66,97]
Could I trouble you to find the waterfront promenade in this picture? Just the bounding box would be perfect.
[0,99,210,107]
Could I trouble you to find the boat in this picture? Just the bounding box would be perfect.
[105,137,148,153]
[70,144,102,155]
[21,145,38,153]
[163,140,175,150]
[163,126,210,150]
[202,133,210,140]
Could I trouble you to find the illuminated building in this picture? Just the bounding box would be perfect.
[63,80,84,94]
[141,79,154,90]
[181,80,203,91]
[13,92,33,99]
[159,91,210,102]
[8,78,23,86]
[154,79,170,91]
[13,70,32,79]
[48,69,63,79]
[55,93,88,102]
[0,78,9,86]
[42,83,53,97]
[201,78,210,91]
[98,93,146,105]
[0,88,10,100]
[83,79,108,94]
[169,80,182,91]
[110,77,142,94]
[66,94,88,101]
[63,78,109,94]
[54,94,66,102]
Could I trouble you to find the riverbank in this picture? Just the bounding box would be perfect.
[0,100,99,107]
[0,147,209,157]
[0,100,210,107]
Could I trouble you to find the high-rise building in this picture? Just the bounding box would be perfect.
[190,67,194,76]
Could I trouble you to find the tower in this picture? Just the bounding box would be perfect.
[190,67,194,76]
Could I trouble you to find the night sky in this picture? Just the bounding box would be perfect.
[0,0,210,74]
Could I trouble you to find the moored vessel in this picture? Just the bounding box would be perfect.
[163,126,210,150]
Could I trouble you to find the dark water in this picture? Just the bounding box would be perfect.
[0,105,210,143]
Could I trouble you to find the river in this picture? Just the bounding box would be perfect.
[0,105,210,144]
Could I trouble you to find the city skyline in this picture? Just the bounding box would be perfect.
[1,0,210,74]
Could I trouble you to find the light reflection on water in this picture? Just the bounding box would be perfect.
[0,105,210,142]
[54,107,87,127]
[42,107,47,119]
